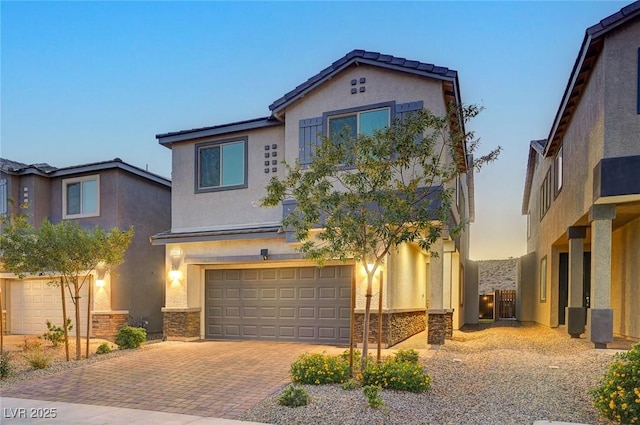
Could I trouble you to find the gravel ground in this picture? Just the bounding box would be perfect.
[239,323,618,425]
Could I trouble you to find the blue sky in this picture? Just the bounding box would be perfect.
[1,1,630,260]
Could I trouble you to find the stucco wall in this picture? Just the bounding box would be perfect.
[170,125,285,233]
[611,216,640,339]
[386,244,427,311]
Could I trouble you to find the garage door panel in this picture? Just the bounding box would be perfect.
[205,266,351,343]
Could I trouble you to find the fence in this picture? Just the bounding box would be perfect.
[479,289,517,320]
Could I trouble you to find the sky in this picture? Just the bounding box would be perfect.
[0,0,631,260]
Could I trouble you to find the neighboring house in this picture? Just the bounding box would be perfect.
[520,2,640,347]
[152,49,480,346]
[0,158,171,338]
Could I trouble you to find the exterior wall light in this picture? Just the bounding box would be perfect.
[95,261,107,287]
[168,269,182,281]
[169,248,183,282]
[261,248,268,260]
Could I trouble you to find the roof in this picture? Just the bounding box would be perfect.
[2,157,171,187]
[269,49,459,115]
[150,225,282,245]
[543,0,640,157]
[521,139,547,214]
[156,116,282,147]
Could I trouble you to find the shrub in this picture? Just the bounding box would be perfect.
[95,342,112,355]
[0,350,13,379]
[114,326,147,350]
[19,336,42,352]
[42,318,72,347]
[363,384,383,408]
[23,347,51,370]
[341,378,362,390]
[363,358,431,392]
[290,352,351,385]
[394,349,420,364]
[278,384,310,407]
[591,343,640,424]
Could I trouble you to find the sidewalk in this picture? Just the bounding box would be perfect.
[0,398,266,425]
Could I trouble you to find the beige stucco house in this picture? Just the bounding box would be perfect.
[520,2,640,347]
[152,50,480,346]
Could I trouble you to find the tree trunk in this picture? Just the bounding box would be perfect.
[86,276,92,359]
[74,277,81,360]
[361,271,374,370]
[0,284,3,353]
[60,277,70,362]
[377,271,383,363]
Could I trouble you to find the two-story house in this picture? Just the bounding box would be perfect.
[520,1,640,347]
[152,50,479,346]
[0,158,171,338]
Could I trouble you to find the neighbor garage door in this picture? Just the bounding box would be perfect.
[205,265,352,344]
[10,279,89,335]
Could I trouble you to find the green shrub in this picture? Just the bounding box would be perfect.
[341,378,362,390]
[591,343,640,424]
[114,326,147,350]
[363,358,431,392]
[278,384,310,407]
[290,352,351,385]
[394,349,420,364]
[363,384,383,408]
[95,342,112,355]
[0,350,13,379]
[23,347,51,370]
[42,318,72,347]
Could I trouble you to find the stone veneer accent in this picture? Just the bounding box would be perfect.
[92,312,129,340]
[1,310,6,335]
[427,311,446,345]
[354,310,425,348]
[163,308,201,340]
[445,310,454,338]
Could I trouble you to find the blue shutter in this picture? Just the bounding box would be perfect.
[396,101,423,121]
[637,47,639,114]
[299,117,323,166]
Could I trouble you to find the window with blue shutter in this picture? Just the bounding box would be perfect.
[396,101,424,121]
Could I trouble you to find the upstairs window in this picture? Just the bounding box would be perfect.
[196,137,247,192]
[0,178,6,216]
[554,145,563,195]
[63,175,99,218]
[539,168,552,219]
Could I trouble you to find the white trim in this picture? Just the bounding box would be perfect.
[62,174,100,219]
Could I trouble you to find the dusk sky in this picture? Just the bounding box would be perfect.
[1,1,630,260]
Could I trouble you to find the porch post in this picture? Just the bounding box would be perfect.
[566,226,587,338]
[587,205,615,348]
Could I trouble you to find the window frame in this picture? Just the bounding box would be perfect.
[0,178,7,216]
[194,136,248,193]
[540,256,547,302]
[323,101,394,141]
[554,145,563,196]
[539,168,552,220]
[62,175,100,219]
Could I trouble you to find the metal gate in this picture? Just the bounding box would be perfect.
[496,289,516,319]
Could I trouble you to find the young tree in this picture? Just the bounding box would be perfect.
[262,106,500,365]
[0,214,134,360]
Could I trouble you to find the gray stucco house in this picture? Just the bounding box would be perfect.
[0,158,171,338]
[152,50,480,346]
[520,1,640,347]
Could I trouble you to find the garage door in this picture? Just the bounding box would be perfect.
[10,279,89,336]
[205,266,352,344]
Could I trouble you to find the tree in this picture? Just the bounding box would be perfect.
[0,213,134,360]
[262,105,500,366]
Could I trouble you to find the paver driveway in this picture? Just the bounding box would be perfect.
[0,340,345,419]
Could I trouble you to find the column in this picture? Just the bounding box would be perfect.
[566,226,587,338]
[427,238,446,345]
[587,205,615,348]
[443,240,455,338]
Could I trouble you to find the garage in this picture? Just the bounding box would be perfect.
[10,278,88,335]
[205,265,352,344]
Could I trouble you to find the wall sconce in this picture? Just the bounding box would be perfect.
[95,261,106,287]
[169,248,183,281]
[261,249,269,260]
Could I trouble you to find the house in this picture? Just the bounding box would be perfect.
[520,1,640,347]
[152,50,479,346]
[0,158,171,338]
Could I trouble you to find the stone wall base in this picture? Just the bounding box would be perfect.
[1,310,6,335]
[163,308,201,340]
[354,310,425,348]
[427,310,450,345]
[92,312,129,340]
[445,310,454,338]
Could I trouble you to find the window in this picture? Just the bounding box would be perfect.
[328,107,390,140]
[527,211,531,239]
[540,256,547,302]
[196,137,247,192]
[539,168,552,219]
[554,145,563,194]
[63,175,99,218]
[0,179,6,216]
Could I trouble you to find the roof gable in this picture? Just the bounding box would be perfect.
[269,49,459,115]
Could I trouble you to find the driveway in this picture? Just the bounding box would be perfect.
[0,340,346,419]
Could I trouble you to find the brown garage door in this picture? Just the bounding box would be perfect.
[205,265,352,344]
